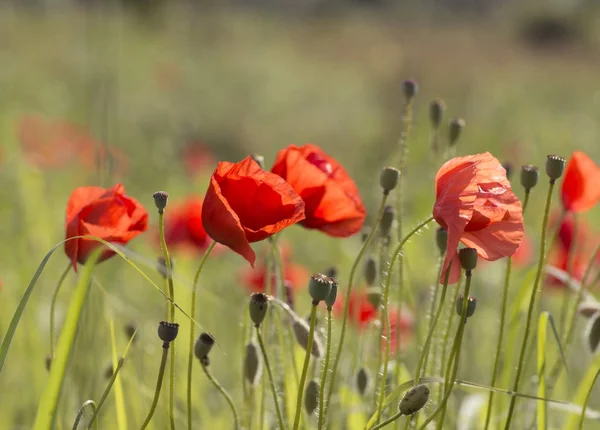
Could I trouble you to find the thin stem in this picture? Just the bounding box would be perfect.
[504,180,555,429]
[256,327,285,430]
[186,241,216,430]
[293,304,318,430]
[201,362,240,430]
[367,216,436,428]
[373,411,404,430]
[559,212,575,328]
[140,344,170,430]
[73,400,97,430]
[438,275,461,399]
[421,255,444,380]
[318,308,334,430]
[325,194,389,412]
[87,357,125,429]
[578,367,600,430]
[49,263,72,360]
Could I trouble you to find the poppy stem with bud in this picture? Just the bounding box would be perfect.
[317,282,338,430]
[504,155,564,429]
[186,240,217,430]
[199,360,240,430]
[293,303,318,430]
[49,263,71,363]
[255,327,285,430]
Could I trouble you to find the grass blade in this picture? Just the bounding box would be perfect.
[563,350,600,430]
[538,311,549,430]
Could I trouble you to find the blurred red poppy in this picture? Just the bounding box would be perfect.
[65,184,148,270]
[164,197,211,253]
[181,141,216,177]
[512,231,534,268]
[271,144,366,237]
[561,151,600,213]
[202,156,305,266]
[434,152,524,284]
[241,258,309,294]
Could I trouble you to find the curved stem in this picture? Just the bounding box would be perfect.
[421,255,444,382]
[256,327,285,430]
[49,263,72,360]
[186,241,216,429]
[504,180,555,429]
[372,411,403,430]
[368,216,435,428]
[87,357,125,429]
[73,400,97,430]
[140,344,170,430]
[325,194,389,413]
[578,367,600,430]
[201,360,240,430]
[317,308,334,430]
[293,304,318,430]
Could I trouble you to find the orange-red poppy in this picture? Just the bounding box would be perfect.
[434,152,524,284]
[240,257,309,294]
[65,184,148,270]
[561,151,600,213]
[163,197,212,253]
[512,231,534,268]
[202,156,305,266]
[271,144,366,237]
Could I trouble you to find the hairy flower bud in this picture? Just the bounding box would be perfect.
[356,367,370,396]
[380,167,400,195]
[244,342,262,386]
[448,118,466,147]
[292,318,323,358]
[429,99,445,129]
[194,332,215,360]
[249,293,269,327]
[364,256,377,286]
[398,384,430,415]
[304,379,319,415]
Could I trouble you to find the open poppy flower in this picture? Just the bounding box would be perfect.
[434,152,524,284]
[163,197,212,253]
[561,151,600,213]
[202,156,305,266]
[271,144,366,237]
[65,184,148,270]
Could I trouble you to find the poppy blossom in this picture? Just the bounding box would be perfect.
[240,257,309,294]
[561,151,600,213]
[180,141,216,177]
[512,231,534,268]
[65,184,148,270]
[163,197,211,253]
[433,152,524,284]
[201,156,305,266]
[271,144,366,237]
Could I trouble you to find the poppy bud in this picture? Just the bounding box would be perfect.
[456,294,477,318]
[402,79,418,100]
[398,384,430,415]
[458,247,478,272]
[356,367,370,396]
[546,154,566,182]
[292,318,323,358]
[152,191,169,213]
[124,322,137,342]
[380,205,395,238]
[244,342,262,386]
[308,273,333,303]
[585,312,600,353]
[436,227,448,255]
[304,379,320,415]
[578,302,600,319]
[448,118,466,147]
[520,165,539,192]
[502,161,513,181]
[429,99,445,129]
[324,281,338,309]
[157,256,173,279]
[380,167,400,195]
[367,287,383,308]
[158,321,179,344]
[364,257,377,286]
[194,332,215,360]
[249,292,269,327]
[250,153,265,169]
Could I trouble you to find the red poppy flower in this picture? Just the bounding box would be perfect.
[65,184,149,270]
[163,197,211,252]
[241,259,309,294]
[434,152,524,284]
[512,231,534,268]
[201,156,305,266]
[181,141,216,177]
[387,308,414,354]
[271,144,366,237]
[561,151,600,213]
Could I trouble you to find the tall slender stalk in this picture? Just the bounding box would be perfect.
[293,303,318,430]
[504,180,556,429]
[256,328,285,430]
[49,264,72,360]
[201,362,240,430]
[186,241,216,430]
[140,344,170,430]
[318,308,334,430]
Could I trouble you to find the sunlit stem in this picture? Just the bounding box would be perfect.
[140,344,170,430]
[73,400,97,430]
[49,263,72,360]
[201,361,240,430]
[373,411,403,430]
[293,303,318,430]
[256,327,285,430]
[317,308,334,430]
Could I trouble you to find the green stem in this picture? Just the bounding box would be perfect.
[325,194,389,413]
[293,304,318,430]
[86,357,125,429]
[373,411,403,430]
[256,328,285,430]
[318,308,334,430]
[49,263,72,360]
[559,212,575,329]
[367,216,436,428]
[73,400,97,430]
[140,344,170,430]
[504,180,556,429]
[438,275,461,400]
[421,255,443,378]
[186,241,216,430]
[578,367,600,430]
[201,362,240,430]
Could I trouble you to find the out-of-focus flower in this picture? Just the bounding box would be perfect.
[561,151,600,213]
[163,197,212,253]
[180,141,216,177]
[512,231,534,268]
[240,251,309,294]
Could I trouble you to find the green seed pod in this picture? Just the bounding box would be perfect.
[308,273,333,303]
[455,294,477,318]
[364,257,377,286]
[458,248,478,272]
[436,227,448,255]
[194,332,215,360]
[520,164,539,192]
[448,118,466,147]
[292,318,323,358]
[546,154,566,182]
[157,321,179,344]
[379,205,395,238]
[398,384,430,415]
[429,99,445,129]
[152,191,168,212]
[249,293,269,327]
[304,379,320,415]
[380,167,400,195]
[356,367,370,396]
[244,342,262,386]
[324,281,338,309]
[585,312,600,353]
